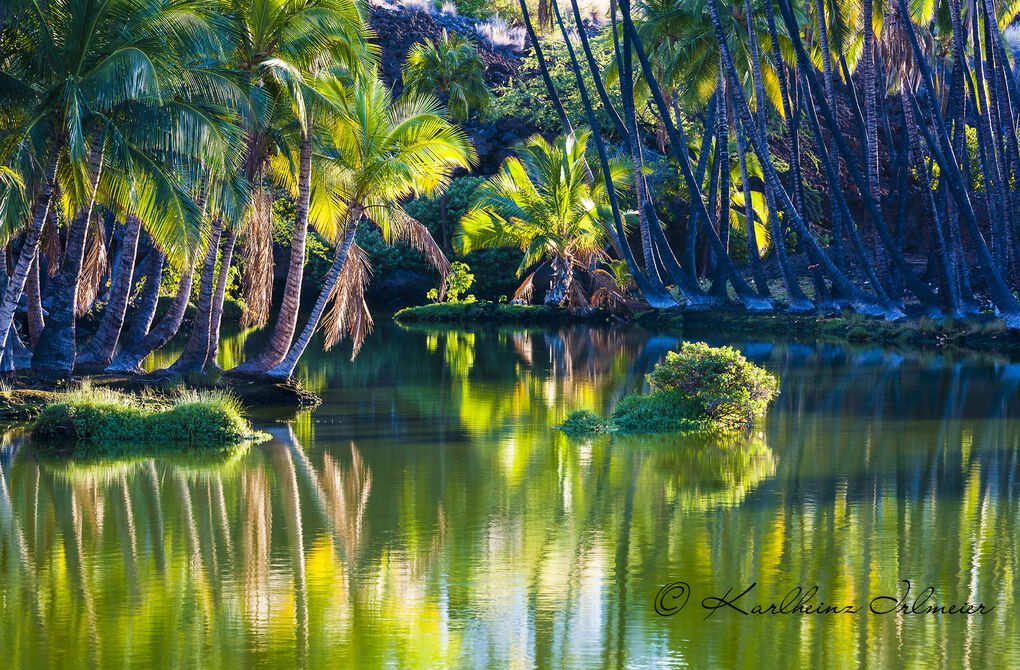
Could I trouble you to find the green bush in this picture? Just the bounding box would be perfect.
[646,342,779,430]
[427,261,476,303]
[558,409,612,435]
[557,343,779,436]
[31,385,265,456]
[610,390,707,433]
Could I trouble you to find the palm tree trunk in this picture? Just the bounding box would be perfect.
[619,0,772,310]
[32,137,105,377]
[76,213,143,371]
[710,0,893,315]
[205,228,238,368]
[105,264,195,373]
[893,0,1020,323]
[814,0,846,269]
[0,140,61,366]
[167,218,224,374]
[26,256,43,347]
[735,122,770,296]
[124,249,164,346]
[231,116,314,377]
[264,224,359,380]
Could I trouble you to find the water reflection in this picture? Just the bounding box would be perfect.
[0,324,1019,668]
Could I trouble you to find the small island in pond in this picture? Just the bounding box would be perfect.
[559,342,779,436]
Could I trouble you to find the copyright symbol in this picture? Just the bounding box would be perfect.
[654,582,691,616]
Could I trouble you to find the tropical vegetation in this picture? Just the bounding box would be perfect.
[1,0,1020,386]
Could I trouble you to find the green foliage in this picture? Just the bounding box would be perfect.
[428,261,477,303]
[646,342,779,429]
[611,390,708,433]
[558,343,780,435]
[402,31,493,121]
[31,385,265,455]
[405,176,485,240]
[494,32,624,134]
[558,409,613,435]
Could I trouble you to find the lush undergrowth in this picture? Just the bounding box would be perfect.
[559,343,779,436]
[30,384,268,457]
[395,301,615,324]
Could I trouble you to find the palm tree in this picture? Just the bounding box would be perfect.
[263,74,475,380]
[223,0,370,377]
[459,131,633,310]
[0,0,221,374]
[401,31,493,122]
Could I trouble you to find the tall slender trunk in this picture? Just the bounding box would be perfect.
[167,218,224,373]
[124,250,164,346]
[619,0,772,310]
[903,93,960,315]
[76,214,143,370]
[0,139,61,366]
[548,0,678,308]
[231,115,315,376]
[814,0,845,269]
[862,0,888,282]
[26,256,43,347]
[735,122,770,296]
[33,136,105,376]
[264,223,359,380]
[205,229,238,368]
[106,264,195,373]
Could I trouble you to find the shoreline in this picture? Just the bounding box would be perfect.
[396,302,1020,351]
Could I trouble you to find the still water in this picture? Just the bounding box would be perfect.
[1,322,1019,669]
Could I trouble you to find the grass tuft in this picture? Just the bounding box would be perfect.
[30,385,267,457]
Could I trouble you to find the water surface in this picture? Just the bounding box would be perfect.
[2,322,1019,669]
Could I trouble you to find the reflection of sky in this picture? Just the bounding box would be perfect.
[3,324,1020,668]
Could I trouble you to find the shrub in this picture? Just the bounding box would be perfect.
[646,343,779,429]
[427,261,476,303]
[558,409,612,435]
[610,390,707,434]
[31,385,265,456]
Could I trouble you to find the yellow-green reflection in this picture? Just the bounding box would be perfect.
[1,324,1019,668]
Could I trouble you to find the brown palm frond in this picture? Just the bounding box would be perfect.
[588,268,643,313]
[76,212,108,316]
[512,270,537,303]
[392,212,451,277]
[322,241,375,358]
[566,271,591,312]
[239,188,274,328]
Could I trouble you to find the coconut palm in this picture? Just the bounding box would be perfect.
[0,0,228,374]
[222,0,370,377]
[263,73,475,380]
[401,31,493,122]
[459,131,633,310]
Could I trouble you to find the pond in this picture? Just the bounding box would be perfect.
[1,322,1019,669]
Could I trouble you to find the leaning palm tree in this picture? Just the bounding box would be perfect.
[262,74,476,380]
[401,30,493,122]
[223,0,370,377]
[458,131,634,310]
